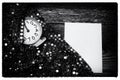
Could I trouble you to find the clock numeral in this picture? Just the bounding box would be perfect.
[30,21,34,25]
[34,33,38,36]
[30,21,37,28]
[24,36,36,42]
[34,24,37,28]
[36,29,38,32]
[28,37,31,41]
[32,36,35,40]
[25,20,29,24]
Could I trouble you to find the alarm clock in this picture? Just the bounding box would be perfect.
[20,13,46,47]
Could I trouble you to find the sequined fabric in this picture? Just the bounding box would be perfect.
[3,10,93,77]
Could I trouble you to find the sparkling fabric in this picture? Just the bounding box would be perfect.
[3,5,93,77]
[3,23,93,77]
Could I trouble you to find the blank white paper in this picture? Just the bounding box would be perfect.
[65,23,102,73]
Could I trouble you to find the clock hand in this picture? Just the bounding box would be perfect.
[24,24,30,32]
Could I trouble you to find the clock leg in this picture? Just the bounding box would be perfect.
[33,37,46,47]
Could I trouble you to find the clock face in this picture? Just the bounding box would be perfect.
[23,17,42,45]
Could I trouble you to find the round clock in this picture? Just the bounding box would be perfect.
[23,17,42,45]
[20,13,46,47]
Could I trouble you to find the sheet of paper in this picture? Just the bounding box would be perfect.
[65,23,102,73]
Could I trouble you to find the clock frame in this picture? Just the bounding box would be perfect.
[19,13,45,46]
